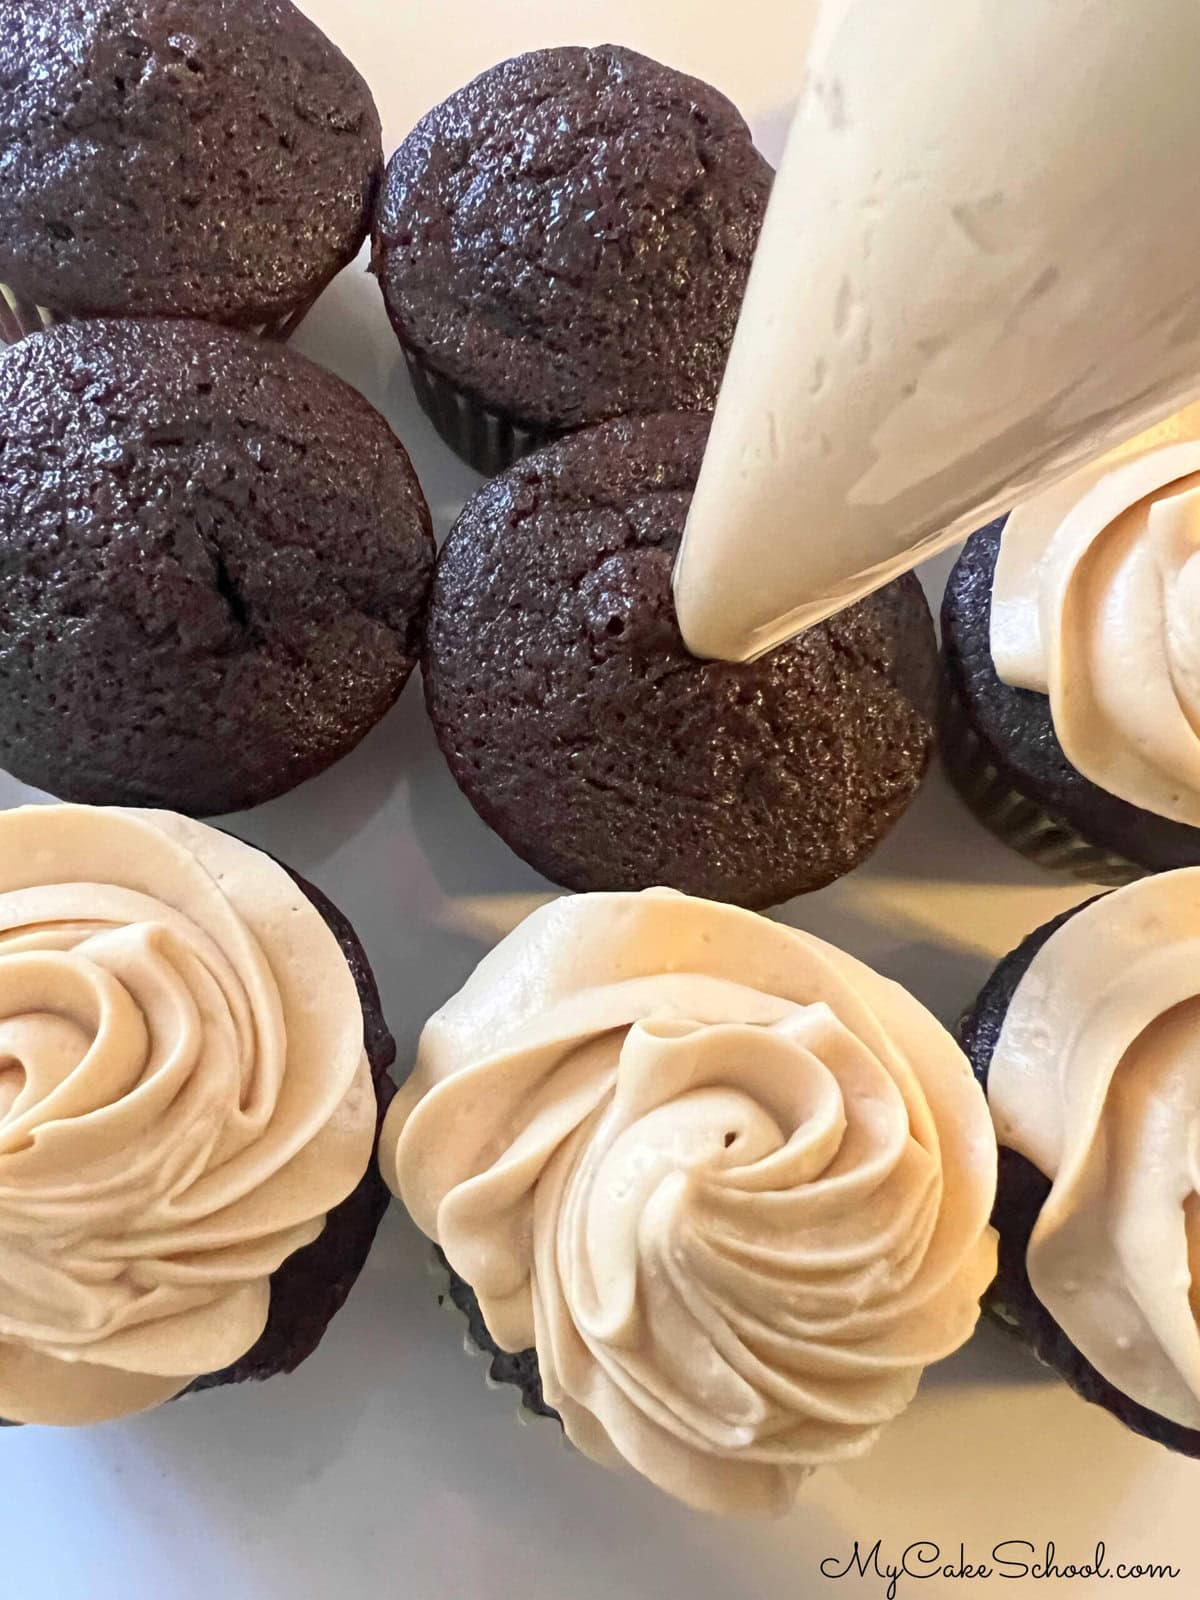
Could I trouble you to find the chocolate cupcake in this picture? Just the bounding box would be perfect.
[372,46,772,473]
[0,318,434,815]
[940,407,1200,883]
[0,804,394,1425]
[423,413,937,909]
[187,863,395,1398]
[960,874,1200,1457]
[381,888,998,1514]
[0,0,382,343]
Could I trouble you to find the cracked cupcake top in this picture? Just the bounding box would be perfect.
[0,317,433,815]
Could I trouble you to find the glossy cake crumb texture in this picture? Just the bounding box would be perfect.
[372,44,771,471]
[423,414,938,909]
[0,0,383,332]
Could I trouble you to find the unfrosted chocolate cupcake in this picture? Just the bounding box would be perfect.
[0,805,394,1425]
[960,876,1200,1458]
[0,0,382,342]
[423,413,937,908]
[373,46,772,473]
[0,318,434,815]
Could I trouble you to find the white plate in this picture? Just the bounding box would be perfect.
[2,3,1195,1596]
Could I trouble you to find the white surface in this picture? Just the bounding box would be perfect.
[1,2,1196,1595]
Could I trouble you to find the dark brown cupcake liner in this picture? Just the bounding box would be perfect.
[186,864,396,1396]
[401,343,555,476]
[0,287,57,344]
[938,675,1143,887]
[429,1245,561,1429]
[983,1150,1200,1460]
[959,907,1200,1459]
[186,1076,393,1398]
[255,295,320,343]
[0,284,317,347]
[184,861,398,1390]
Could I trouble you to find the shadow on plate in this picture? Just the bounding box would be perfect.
[864,761,1069,892]
[922,1320,1059,1393]
[223,681,429,876]
[405,714,556,903]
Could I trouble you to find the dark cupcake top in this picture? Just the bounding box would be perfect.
[0,0,382,325]
[424,413,937,908]
[0,318,434,813]
[373,46,772,431]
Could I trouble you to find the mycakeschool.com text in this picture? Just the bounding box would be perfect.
[819,1541,1181,1598]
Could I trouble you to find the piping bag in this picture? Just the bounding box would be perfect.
[674,0,1200,662]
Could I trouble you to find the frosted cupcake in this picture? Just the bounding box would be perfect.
[380,889,998,1514]
[960,872,1200,1453]
[941,405,1200,883]
[0,805,392,1425]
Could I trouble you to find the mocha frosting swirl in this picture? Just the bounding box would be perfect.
[991,405,1200,826]
[989,870,1200,1428]
[382,889,997,1514]
[0,805,375,1426]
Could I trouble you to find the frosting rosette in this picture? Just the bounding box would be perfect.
[0,805,375,1426]
[383,889,997,1514]
[991,404,1200,826]
[988,869,1200,1429]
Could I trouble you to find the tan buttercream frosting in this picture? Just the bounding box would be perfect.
[0,805,375,1426]
[988,870,1200,1428]
[382,889,997,1514]
[674,0,1200,663]
[992,405,1200,826]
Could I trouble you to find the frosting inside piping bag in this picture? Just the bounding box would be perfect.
[383,889,996,1515]
[674,0,1200,661]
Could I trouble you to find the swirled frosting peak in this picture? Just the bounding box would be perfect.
[0,805,375,1426]
[989,870,1200,1428]
[991,404,1200,825]
[382,889,997,1514]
